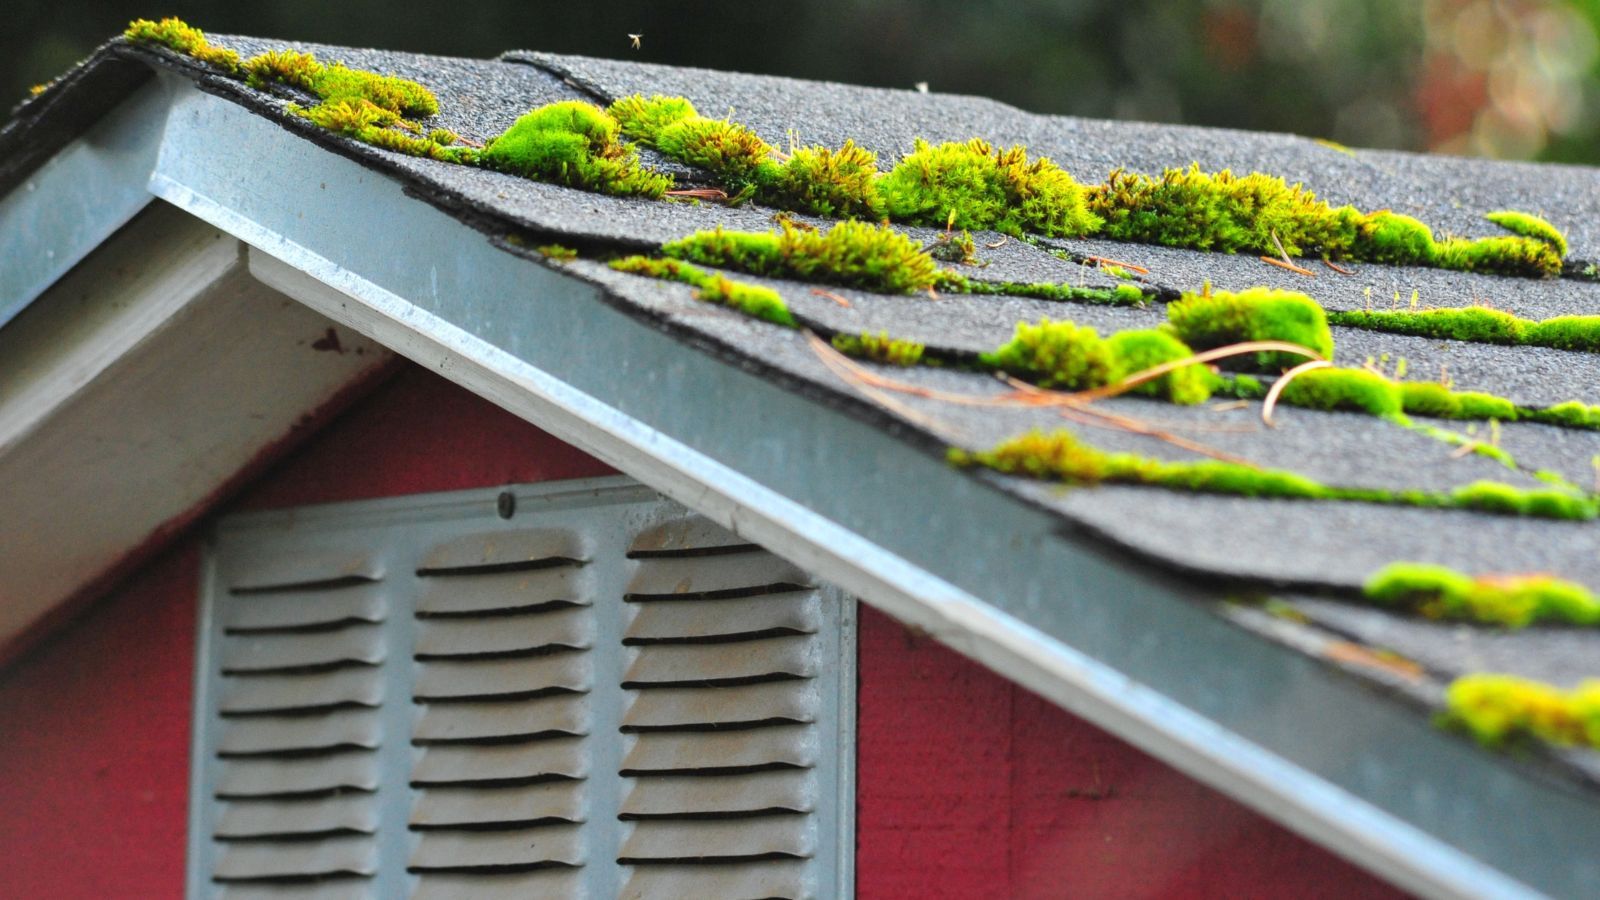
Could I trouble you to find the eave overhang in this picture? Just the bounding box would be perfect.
[5,64,1600,900]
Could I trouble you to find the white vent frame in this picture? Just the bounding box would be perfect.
[186,476,856,898]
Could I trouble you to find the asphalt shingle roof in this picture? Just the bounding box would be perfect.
[8,33,1599,790]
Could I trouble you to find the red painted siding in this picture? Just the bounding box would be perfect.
[0,362,1406,897]
[855,606,1409,898]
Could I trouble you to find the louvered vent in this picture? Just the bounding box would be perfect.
[204,545,388,896]
[409,529,594,898]
[191,479,853,899]
[617,517,828,899]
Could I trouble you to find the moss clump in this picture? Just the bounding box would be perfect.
[770,140,885,219]
[1351,211,1436,265]
[480,101,671,198]
[1104,329,1214,405]
[879,139,1101,238]
[1167,287,1334,370]
[1089,166,1361,257]
[1486,210,1568,257]
[831,332,926,366]
[1364,562,1600,627]
[609,256,795,327]
[959,279,1149,306]
[1280,368,1403,417]
[1444,674,1600,748]
[1328,307,1600,353]
[1435,235,1564,278]
[536,244,578,262]
[242,49,321,92]
[953,429,1328,498]
[124,17,242,73]
[1525,401,1600,429]
[607,94,699,145]
[661,221,937,294]
[656,116,781,198]
[953,429,1597,520]
[1450,481,1596,519]
[980,319,1116,390]
[1399,382,1516,421]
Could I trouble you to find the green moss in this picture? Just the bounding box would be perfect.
[607,94,699,145]
[1526,401,1600,430]
[661,221,937,294]
[957,279,1151,306]
[656,116,781,198]
[1280,368,1403,417]
[608,255,796,327]
[124,17,242,74]
[980,319,1115,389]
[1364,562,1600,627]
[1328,307,1600,353]
[953,428,1597,520]
[536,244,578,262]
[1486,210,1568,256]
[1104,329,1214,405]
[930,229,980,265]
[480,101,671,198]
[831,332,926,366]
[879,139,1100,238]
[770,140,885,219]
[1398,382,1517,421]
[242,49,321,92]
[1167,287,1334,370]
[1352,211,1437,265]
[1444,674,1600,748]
[1450,480,1596,519]
[1434,235,1563,278]
[1088,165,1356,257]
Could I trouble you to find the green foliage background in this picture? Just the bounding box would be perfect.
[8,1,1599,164]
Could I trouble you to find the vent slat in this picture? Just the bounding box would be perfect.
[624,636,814,686]
[419,530,587,573]
[213,834,376,880]
[219,708,380,756]
[414,655,590,701]
[220,882,375,900]
[413,738,586,785]
[626,555,811,599]
[416,568,589,616]
[625,592,818,642]
[217,753,378,798]
[622,681,817,730]
[409,826,584,869]
[222,626,384,673]
[619,816,815,862]
[220,668,383,716]
[224,583,386,632]
[629,517,755,557]
[619,859,810,899]
[622,727,817,774]
[217,794,379,839]
[415,607,593,658]
[411,869,585,899]
[226,548,382,593]
[410,781,584,829]
[622,770,816,818]
[413,696,587,744]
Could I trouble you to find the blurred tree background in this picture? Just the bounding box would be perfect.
[9,0,1600,163]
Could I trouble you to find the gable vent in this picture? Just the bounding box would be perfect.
[203,546,389,893]
[192,480,852,899]
[409,528,594,898]
[616,519,834,900]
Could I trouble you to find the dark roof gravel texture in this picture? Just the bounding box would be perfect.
[7,33,1599,787]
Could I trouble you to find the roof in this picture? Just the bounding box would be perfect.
[4,26,1600,899]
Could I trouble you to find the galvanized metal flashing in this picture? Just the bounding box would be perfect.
[9,68,1600,899]
[0,78,168,327]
